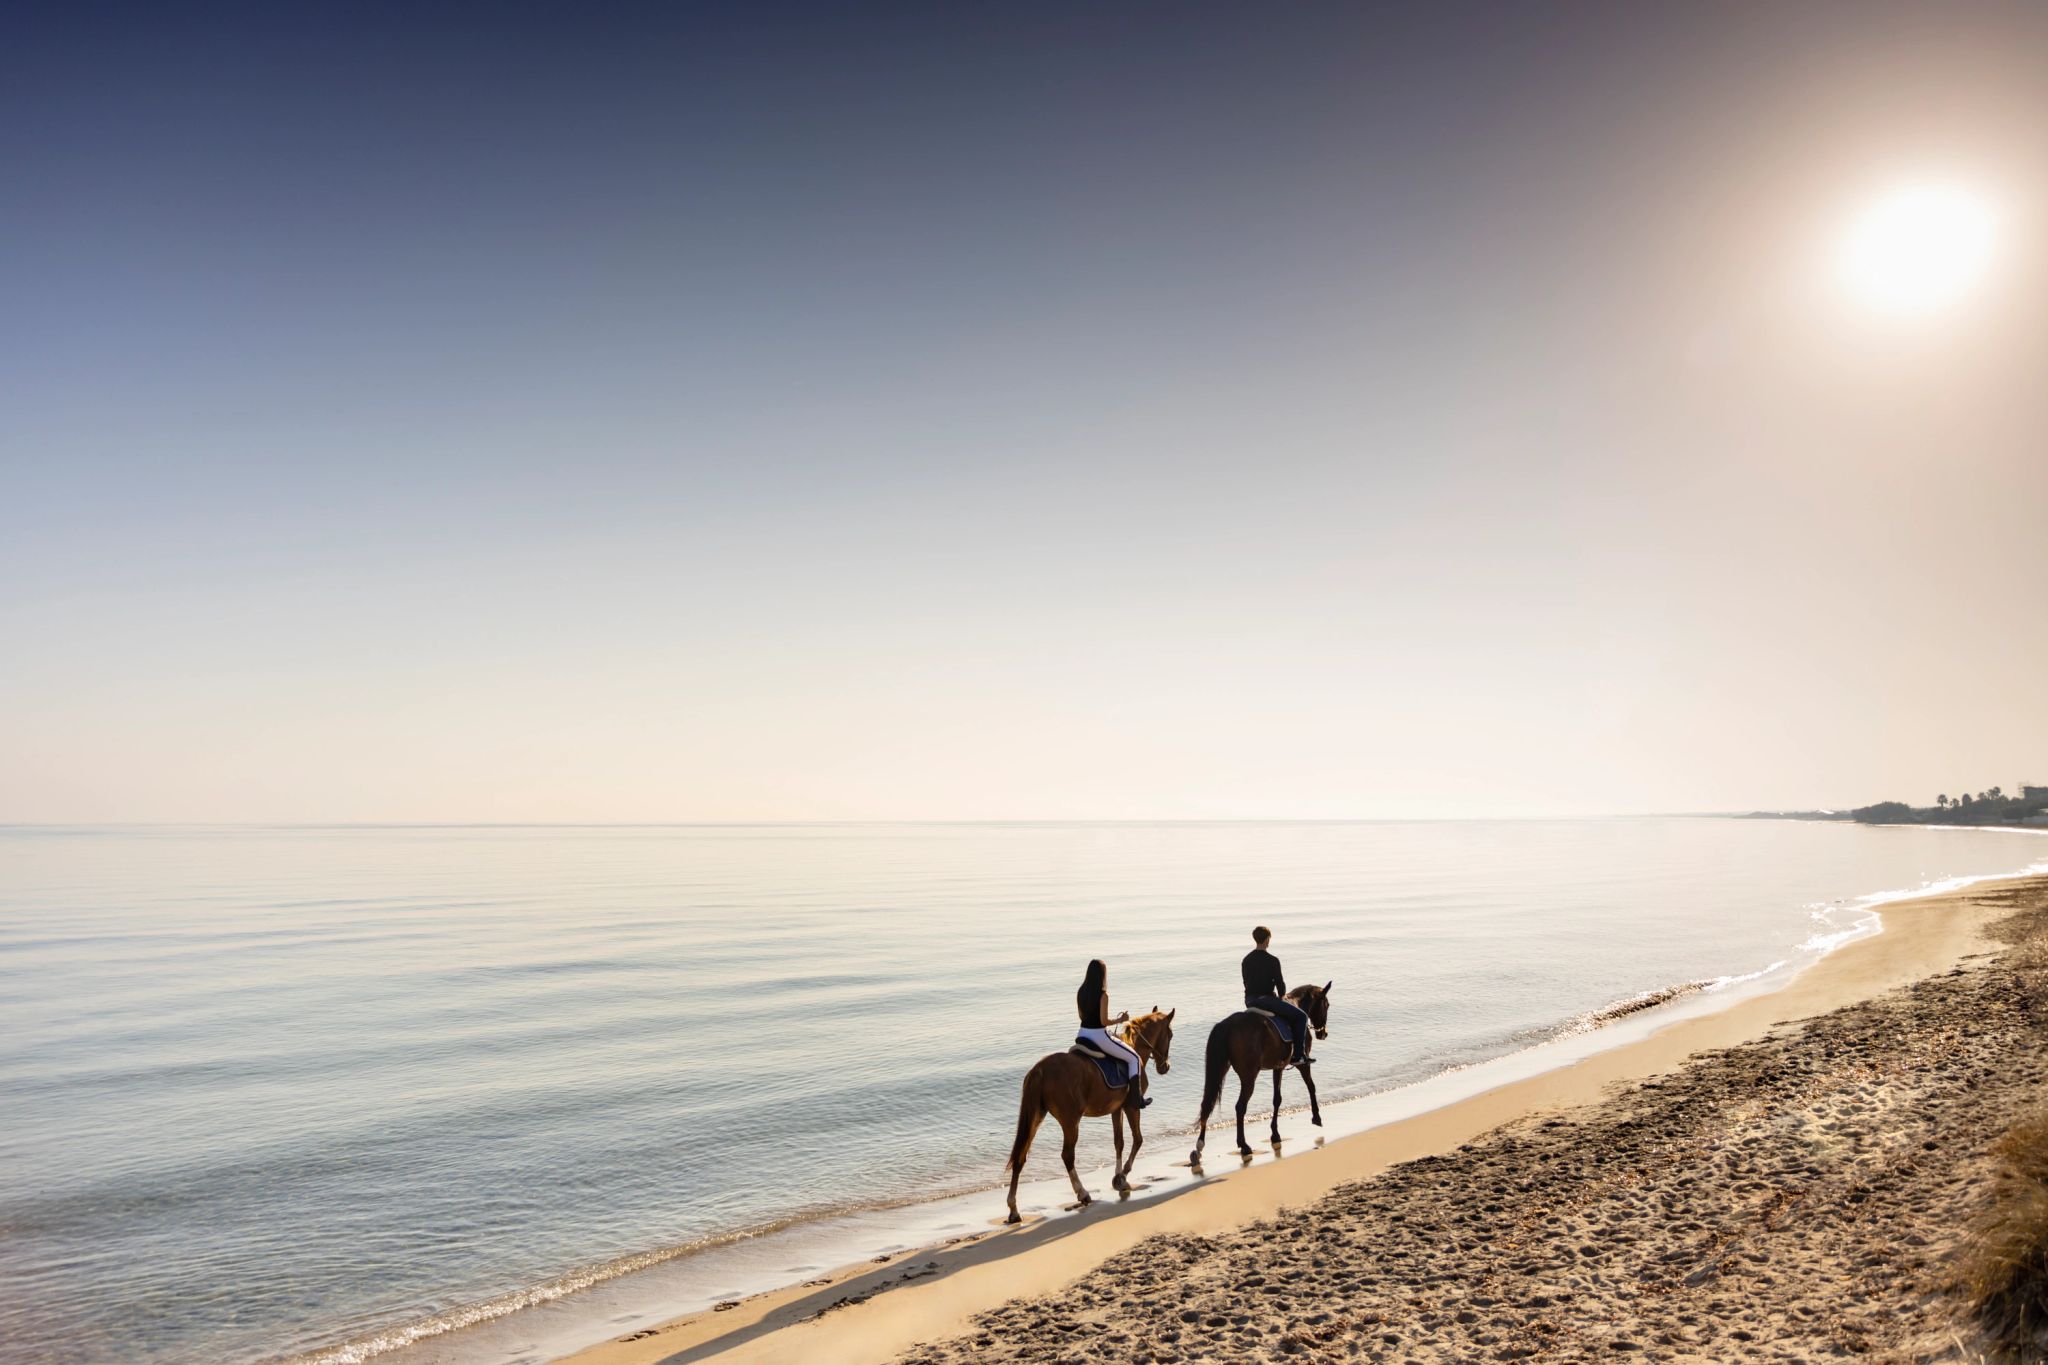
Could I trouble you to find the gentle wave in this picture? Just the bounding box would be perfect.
[278,1205,864,1365]
[1552,978,1715,1037]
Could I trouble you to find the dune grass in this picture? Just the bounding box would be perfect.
[1961,1111,2048,1359]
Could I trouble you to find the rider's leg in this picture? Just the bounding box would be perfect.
[1277,1001,1311,1065]
[1249,996,1302,1066]
[1078,1027,1147,1106]
[1103,1034,1149,1107]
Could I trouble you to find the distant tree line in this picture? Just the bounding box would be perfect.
[1851,784,2048,827]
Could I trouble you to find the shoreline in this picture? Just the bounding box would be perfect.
[333,974,1807,1365]
[552,868,2047,1365]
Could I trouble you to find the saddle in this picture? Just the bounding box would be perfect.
[1247,1004,1301,1051]
[1069,1038,1132,1089]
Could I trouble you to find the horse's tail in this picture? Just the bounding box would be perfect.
[1196,1016,1233,1130]
[1005,1063,1046,1175]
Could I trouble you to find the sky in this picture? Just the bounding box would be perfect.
[4,2,2045,823]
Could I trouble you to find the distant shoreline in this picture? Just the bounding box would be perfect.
[1730,789,2048,831]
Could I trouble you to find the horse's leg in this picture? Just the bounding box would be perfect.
[1233,1061,1256,1157]
[1005,1072,1049,1225]
[1058,1110,1090,1206]
[1110,1107,1129,1192]
[1269,1067,1285,1145]
[1124,1099,1144,1180]
[1006,1119,1038,1223]
[1300,1059,1323,1127]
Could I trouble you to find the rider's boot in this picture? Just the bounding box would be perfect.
[1130,1071,1151,1109]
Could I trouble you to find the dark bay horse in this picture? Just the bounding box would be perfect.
[1004,1008,1175,1223]
[1189,983,1332,1164]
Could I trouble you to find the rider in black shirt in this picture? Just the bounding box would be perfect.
[1076,958,1148,1107]
[1242,926,1311,1066]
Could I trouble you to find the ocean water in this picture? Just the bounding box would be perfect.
[2,819,2042,1365]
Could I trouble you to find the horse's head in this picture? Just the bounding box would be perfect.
[1293,981,1333,1040]
[1129,1006,1177,1074]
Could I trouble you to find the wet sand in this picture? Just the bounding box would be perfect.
[560,872,2047,1364]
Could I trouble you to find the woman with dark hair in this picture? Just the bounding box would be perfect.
[1075,958,1148,1107]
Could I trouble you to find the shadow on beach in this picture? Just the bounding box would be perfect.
[621,1168,1224,1364]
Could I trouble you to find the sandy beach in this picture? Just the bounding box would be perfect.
[558,870,2048,1364]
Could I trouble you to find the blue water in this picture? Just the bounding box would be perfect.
[1,820,2041,1364]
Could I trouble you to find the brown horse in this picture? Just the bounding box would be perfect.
[1188,983,1332,1164]
[1003,1008,1176,1223]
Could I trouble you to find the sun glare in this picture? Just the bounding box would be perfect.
[1836,183,1999,318]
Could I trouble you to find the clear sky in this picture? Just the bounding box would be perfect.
[5,2,2045,822]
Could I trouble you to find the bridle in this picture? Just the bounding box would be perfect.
[1123,1011,1173,1072]
[1294,986,1331,1040]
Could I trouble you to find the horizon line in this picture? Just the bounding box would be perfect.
[0,813,1805,830]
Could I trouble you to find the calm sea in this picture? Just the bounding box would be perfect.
[3,820,2042,1364]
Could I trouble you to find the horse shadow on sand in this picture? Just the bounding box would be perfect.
[616,1144,1298,1364]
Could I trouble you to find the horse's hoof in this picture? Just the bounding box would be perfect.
[1188,1149,1202,1165]
[1004,1211,1021,1225]
[1237,1145,1254,1158]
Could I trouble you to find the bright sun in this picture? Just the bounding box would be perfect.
[1836,183,2000,317]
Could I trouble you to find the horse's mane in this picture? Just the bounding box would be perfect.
[1122,1007,1168,1041]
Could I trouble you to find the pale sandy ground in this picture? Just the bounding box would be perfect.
[560,873,2048,1365]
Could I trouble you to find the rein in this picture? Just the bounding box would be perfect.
[1121,1012,1162,1064]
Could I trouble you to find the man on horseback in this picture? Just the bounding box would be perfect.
[1190,947,1332,1164]
[1242,925,1311,1068]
